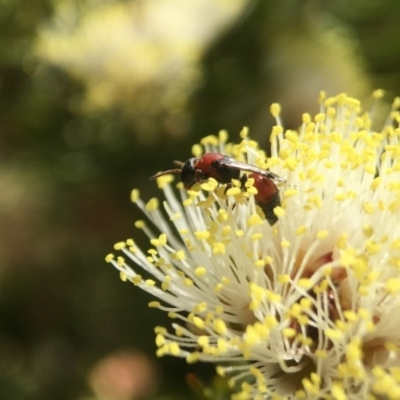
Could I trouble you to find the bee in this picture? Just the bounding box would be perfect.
[151,152,285,225]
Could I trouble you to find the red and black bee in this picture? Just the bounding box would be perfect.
[150,152,285,225]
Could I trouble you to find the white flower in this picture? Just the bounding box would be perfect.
[106,91,400,399]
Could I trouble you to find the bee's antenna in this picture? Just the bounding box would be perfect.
[150,169,182,180]
[150,160,186,180]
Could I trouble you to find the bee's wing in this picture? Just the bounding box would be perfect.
[219,157,286,183]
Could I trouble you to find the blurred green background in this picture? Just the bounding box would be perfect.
[1,0,400,399]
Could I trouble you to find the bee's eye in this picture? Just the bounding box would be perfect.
[181,159,196,188]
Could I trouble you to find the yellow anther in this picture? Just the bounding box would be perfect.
[370,176,382,190]
[391,240,400,250]
[315,349,327,358]
[240,126,249,139]
[373,89,385,99]
[183,198,193,207]
[317,230,329,239]
[214,283,223,292]
[274,275,289,287]
[169,342,181,356]
[172,250,185,261]
[274,206,285,217]
[325,329,343,341]
[193,316,205,329]
[335,193,346,201]
[195,231,211,240]
[266,291,282,303]
[150,233,168,247]
[197,336,209,347]
[195,267,207,277]
[219,129,229,143]
[271,125,283,135]
[284,189,299,198]
[154,326,167,335]
[217,209,228,222]
[221,277,231,285]
[296,225,307,235]
[161,280,170,291]
[270,103,281,118]
[114,241,126,250]
[284,157,298,171]
[283,328,296,338]
[130,189,140,203]
[298,279,312,289]
[324,96,336,107]
[327,107,336,119]
[213,242,225,255]
[145,197,159,211]
[105,253,114,262]
[186,352,200,363]
[336,233,348,249]
[251,233,263,241]
[385,278,400,294]
[343,311,358,322]
[392,96,400,109]
[318,91,326,103]
[192,144,203,157]
[331,382,347,400]
[302,113,311,124]
[156,174,174,188]
[365,164,375,175]
[132,275,142,285]
[194,302,207,313]
[286,130,298,143]
[214,319,227,334]
[264,315,278,328]
[201,179,218,192]
[226,187,242,196]
[247,214,263,226]
[155,334,166,347]
[200,135,219,146]
[300,298,312,308]
[216,366,226,377]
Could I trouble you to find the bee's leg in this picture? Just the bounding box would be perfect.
[223,182,233,194]
[240,174,248,190]
[195,169,207,183]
